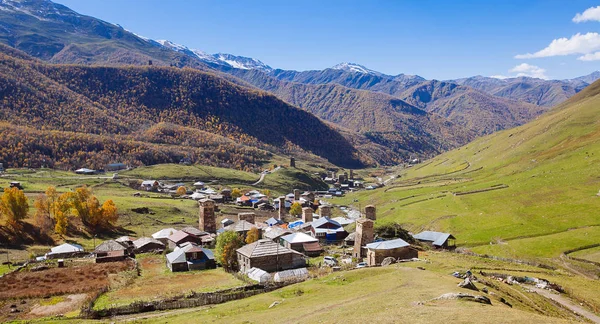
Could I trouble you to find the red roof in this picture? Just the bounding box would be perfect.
[303,242,322,252]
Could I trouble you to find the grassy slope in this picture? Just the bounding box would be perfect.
[136,252,585,324]
[332,80,600,260]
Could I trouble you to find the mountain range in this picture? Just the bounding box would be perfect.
[1,0,599,169]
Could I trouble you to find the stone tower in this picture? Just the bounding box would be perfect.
[278,196,286,220]
[354,218,374,258]
[290,157,296,168]
[199,199,216,233]
[365,205,376,221]
[319,205,332,218]
[349,169,354,179]
[293,189,301,201]
[302,207,313,223]
[238,212,255,224]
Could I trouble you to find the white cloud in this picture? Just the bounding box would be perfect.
[578,51,600,61]
[515,32,600,59]
[573,6,600,23]
[509,63,548,79]
[491,64,548,79]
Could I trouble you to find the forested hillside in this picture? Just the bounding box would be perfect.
[0,45,367,169]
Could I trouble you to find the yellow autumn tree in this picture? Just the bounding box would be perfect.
[101,200,118,226]
[289,202,302,217]
[33,194,53,232]
[245,227,260,244]
[231,188,242,199]
[0,187,29,229]
[54,211,68,236]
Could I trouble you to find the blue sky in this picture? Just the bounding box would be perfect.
[56,0,600,80]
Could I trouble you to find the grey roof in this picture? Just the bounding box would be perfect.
[181,226,208,237]
[344,232,356,241]
[246,267,271,283]
[263,227,292,240]
[152,228,176,239]
[265,217,282,226]
[311,217,341,229]
[225,220,256,233]
[49,243,83,254]
[237,239,300,258]
[166,249,186,264]
[274,268,309,281]
[133,237,165,249]
[413,231,455,246]
[115,236,134,243]
[95,240,128,253]
[365,238,410,250]
[281,232,318,244]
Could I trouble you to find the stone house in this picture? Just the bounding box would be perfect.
[365,238,418,266]
[236,239,307,273]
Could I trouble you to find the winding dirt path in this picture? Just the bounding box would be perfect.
[529,287,600,323]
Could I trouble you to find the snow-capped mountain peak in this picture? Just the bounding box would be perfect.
[146,39,272,71]
[213,53,272,72]
[331,62,380,75]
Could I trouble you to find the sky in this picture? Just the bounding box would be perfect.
[55,0,600,80]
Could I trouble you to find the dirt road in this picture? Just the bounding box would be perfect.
[530,287,600,323]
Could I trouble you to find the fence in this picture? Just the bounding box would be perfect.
[82,284,286,319]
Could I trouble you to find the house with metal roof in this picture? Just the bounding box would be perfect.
[311,217,348,243]
[168,230,203,249]
[365,238,417,266]
[166,242,216,272]
[94,240,131,263]
[133,237,165,253]
[265,217,283,227]
[412,231,456,249]
[152,228,177,245]
[223,220,258,240]
[280,232,322,256]
[263,226,292,241]
[236,239,306,273]
[45,243,85,259]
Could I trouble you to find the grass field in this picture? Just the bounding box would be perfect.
[93,255,244,309]
[129,252,586,324]
[0,160,331,261]
[570,246,600,263]
[331,83,600,262]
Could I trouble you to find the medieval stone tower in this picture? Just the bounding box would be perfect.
[238,212,255,224]
[354,218,374,258]
[199,199,216,233]
[365,205,376,221]
[302,207,313,223]
[278,196,286,220]
[319,205,332,218]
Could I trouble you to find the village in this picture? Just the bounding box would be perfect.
[0,160,461,320]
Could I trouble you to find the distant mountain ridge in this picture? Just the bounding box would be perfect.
[2,0,600,167]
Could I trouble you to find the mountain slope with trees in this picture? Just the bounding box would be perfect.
[0,45,366,169]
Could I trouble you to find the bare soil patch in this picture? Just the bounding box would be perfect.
[0,260,133,299]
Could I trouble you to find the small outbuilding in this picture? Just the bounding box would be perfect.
[45,243,85,259]
[412,231,456,249]
[365,238,418,266]
[166,243,216,272]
